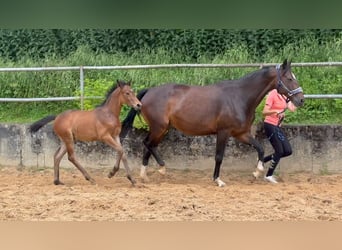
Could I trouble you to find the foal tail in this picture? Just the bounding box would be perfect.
[29,115,56,133]
[120,88,149,139]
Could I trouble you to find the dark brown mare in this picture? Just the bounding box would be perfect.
[120,60,304,187]
[29,80,142,185]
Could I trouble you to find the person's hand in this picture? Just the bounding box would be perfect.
[277,112,285,119]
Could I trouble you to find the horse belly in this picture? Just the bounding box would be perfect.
[171,114,217,136]
[170,96,219,135]
[73,124,98,141]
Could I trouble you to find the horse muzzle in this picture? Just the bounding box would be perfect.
[134,103,142,111]
[292,96,305,107]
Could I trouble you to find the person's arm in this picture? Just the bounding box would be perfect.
[263,90,285,117]
[262,104,279,116]
[287,101,297,112]
[262,104,284,117]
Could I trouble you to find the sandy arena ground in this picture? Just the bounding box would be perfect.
[0,165,342,221]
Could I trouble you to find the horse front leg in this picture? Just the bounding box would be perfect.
[213,131,229,187]
[105,136,136,185]
[108,149,122,178]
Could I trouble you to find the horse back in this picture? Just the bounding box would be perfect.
[54,109,120,141]
[141,83,241,135]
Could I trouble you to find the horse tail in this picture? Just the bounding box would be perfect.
[29,115,57,133]
[120,88,149,139]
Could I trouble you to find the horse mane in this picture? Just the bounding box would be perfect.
[97,80,128,107]
[239,66,271,81]
[217,66,271,86]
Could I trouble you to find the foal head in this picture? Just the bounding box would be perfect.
[274,59,305,107]
[117,80,142,110]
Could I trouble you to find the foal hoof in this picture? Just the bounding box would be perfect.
[53,180,64,185]
[87,178,96,185]
[108,168,119,178]
[127,176,136,186]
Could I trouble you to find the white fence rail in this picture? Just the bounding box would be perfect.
[1,62,342,109]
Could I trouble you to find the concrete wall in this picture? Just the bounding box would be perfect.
[0,123,341,174]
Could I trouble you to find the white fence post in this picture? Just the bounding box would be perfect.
[80,66,84,110]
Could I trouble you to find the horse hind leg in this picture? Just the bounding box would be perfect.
[250,137,265,178]
[64,139,95,184]
[237,133,265,179]
[53,144,67,185]
[141,127,167,180]
[213,130,229,187]
[140,147,151,182]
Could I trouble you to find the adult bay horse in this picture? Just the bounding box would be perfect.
[29,80,142,186]
[120,60,304,187]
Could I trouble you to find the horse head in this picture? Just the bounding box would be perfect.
[275,59,305,107]
[117,80,142,111]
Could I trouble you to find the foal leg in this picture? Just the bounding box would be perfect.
[104,135,136,185]
[107,136,123,178]
[53,144,67,185]
[213,131,229,187]
[65,140,95,184]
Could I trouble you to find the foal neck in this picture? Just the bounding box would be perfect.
[103,88,123,115]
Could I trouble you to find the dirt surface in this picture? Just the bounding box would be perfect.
[0,165,342,221]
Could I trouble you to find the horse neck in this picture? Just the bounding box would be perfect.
[103,88,122,116]
[242,68,277,110]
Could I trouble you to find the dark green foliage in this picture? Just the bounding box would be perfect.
[0,29,341,124]
[1,29,341,61]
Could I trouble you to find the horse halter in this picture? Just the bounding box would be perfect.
[275,64,303,100]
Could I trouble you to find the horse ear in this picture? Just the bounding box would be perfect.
[116,80,124,88]
[281,59,291,72]
[281,59,287,69]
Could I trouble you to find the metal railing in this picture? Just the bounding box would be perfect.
[1,62,342,109]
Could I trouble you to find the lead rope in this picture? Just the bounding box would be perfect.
[277,94,289,126]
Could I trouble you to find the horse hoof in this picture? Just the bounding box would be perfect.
[257,160,264,172]
[87,178,96,185]
[158,166,166,175]
[253,171,260,179]
[127,176,136,185]
[214,178,226,187]
[140,176,149,183]
[131,180,136,186]
[108,172,114,178]
[253,167,264,179]
[54,180,64,185]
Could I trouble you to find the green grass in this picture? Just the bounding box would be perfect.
[0,102,78,123]
[0,38,341,125]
